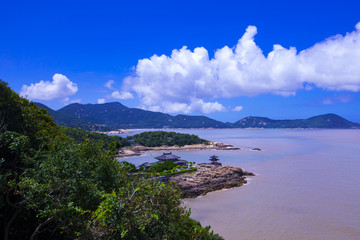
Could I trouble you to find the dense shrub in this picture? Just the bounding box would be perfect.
[149,160,178,173]
[62,126,131,150]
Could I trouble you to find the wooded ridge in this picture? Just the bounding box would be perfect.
[36,102,360,130]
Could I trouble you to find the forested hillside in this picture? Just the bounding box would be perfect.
[34,102,111,131]
[37,102,359,130]
[37,102,228,129]
[0,80,222,240]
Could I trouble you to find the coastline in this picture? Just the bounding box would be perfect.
[115,141,241,158]
[97,130,131,135]
[114,137,256,198]
[115,141,254,198]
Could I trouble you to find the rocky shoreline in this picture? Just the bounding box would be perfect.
[170,164,255,198]
[115,142,256,198]
[115,141,240,158]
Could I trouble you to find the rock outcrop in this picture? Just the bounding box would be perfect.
[170,164,254,198]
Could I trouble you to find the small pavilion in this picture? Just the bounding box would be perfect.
[209,155,221,165]
[155,152,180,161]
[154,152,187,166]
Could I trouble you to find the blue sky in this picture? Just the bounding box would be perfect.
[1,0,360,123]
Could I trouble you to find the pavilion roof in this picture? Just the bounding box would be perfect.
[154,152,181,161]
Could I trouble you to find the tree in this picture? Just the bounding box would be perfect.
[131,131,208,147]
[0,80,223,240]
[93,178,223,240]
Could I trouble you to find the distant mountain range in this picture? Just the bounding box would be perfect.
[231,114,360,129]
[35,102,360,130]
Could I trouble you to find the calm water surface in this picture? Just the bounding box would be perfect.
[124,129,360,240]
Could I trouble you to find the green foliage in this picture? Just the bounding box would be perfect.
[62,126,130,150]
[149,160,178,173]
[120,161,137,173]
[159,167,197,176]
[0,131,30,174]
[94,179,223,240]
[0,81,61,149]
[132,131,209,147]
[0,80,223,239]
[17,139,125,238]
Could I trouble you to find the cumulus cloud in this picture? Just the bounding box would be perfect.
[21,74,78,100]
[299,23,360,92]
[232,106,243,112]
[123,22,360,114]
[105,80,115,89]
[111,91,134,99]
[98,98,106,104]
[140,99,225,114]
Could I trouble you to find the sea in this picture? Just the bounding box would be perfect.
[121,129,360,240]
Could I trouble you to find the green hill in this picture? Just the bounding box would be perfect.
[34,102,111,131]
[56,102,228,129]
[232,114,360,128]
[35,102,359,130]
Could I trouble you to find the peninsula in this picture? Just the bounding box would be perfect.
[116,141,240,158]
[120,149,254,198]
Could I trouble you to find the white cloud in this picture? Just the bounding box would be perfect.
[232,106,243,112]
[62,97,81,105]
[299,24,360,92]
[105,80,115,89]
[21,74,78,100]
[140,99,226,114]
[123,22,360,114]
[110,91,134,99]
[98,98,106,104]
[198,100,226,114]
